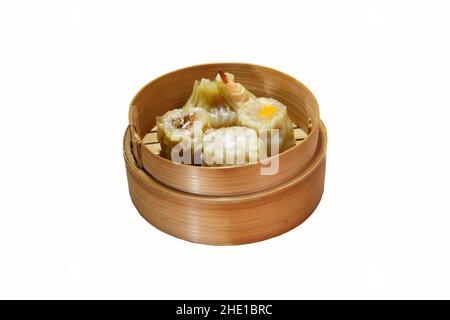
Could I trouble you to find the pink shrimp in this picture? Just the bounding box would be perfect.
[218,70,246,103]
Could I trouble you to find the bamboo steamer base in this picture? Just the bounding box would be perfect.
[124,122,327,246]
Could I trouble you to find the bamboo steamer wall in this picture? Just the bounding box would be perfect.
[124,63,327,245]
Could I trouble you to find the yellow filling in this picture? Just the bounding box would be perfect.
[258,105,278,119]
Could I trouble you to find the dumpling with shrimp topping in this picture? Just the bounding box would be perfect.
[182,76,237,128]
[183,71,255,128]
[156,107,209,161]
[183,77,226,112]
[238,97,296,155]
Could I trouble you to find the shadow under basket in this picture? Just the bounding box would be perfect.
[124,63,327,245]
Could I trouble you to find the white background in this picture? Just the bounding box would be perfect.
[1,0,449,299]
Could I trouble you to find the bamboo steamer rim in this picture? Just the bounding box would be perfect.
[128,62,321,171]
[124,120,327,202]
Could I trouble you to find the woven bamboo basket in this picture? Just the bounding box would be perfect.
[124,63,327,245]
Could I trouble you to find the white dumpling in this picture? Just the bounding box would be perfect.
[202,126,259,166]
[208,105,238,128]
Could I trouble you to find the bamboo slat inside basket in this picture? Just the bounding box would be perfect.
[142,125,307,156]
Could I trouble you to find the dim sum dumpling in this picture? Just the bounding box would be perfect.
[202,126,259,166]
[156,107,209,162]
[215,71,255,109]
[183,78,226,112]
[182,71,253,128]
[207,105,238,128]
[238,97,296,155]
[183,71,255,113]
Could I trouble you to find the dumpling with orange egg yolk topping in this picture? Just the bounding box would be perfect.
[238,97,296,155]
[156,107,209,161]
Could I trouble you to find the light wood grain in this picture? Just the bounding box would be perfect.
[123,122,327,245]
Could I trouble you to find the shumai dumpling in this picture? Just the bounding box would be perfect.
[183,71,255,128]
[238,97,295,156]
[156,107,209,162]
[202,126,259,166]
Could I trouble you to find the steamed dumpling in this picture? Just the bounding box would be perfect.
[183,78,226,112]
[183,71,255,113]
[207,105,238,128]
[156,107,209,162]
[202,126,259,166]
[215,71,255,109]
[238,97,295,155]
[182,72,253,129]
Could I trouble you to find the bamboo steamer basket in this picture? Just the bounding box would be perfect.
[124,122,326,245]
[128,63,320,196]
[124,63,327,245]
